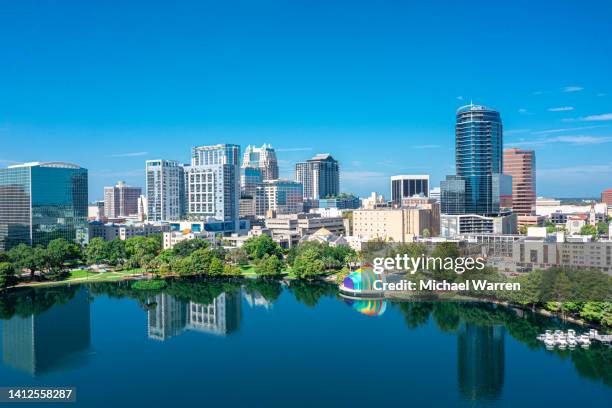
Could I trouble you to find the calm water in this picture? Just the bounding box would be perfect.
[0,280,610,407]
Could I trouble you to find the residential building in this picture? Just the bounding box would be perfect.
[146,160,185,222]
[185,144,240,233]
[352,207,440,243]
[103,181,142,218]
[440,213,517,238]
[0,162,88,250]
[242,144,279,181]
[295,153,340,199]
[391,175,429,206]
[503,148,536,216]
[88,221,170,241]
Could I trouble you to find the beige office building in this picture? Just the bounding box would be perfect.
[352,208,439,242]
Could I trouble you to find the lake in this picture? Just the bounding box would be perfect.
[0,279,610,407]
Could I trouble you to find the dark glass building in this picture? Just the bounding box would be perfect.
[0,162,88,250]
[440,175,466,215]
[455,104,503,215]
[391,175,429,206]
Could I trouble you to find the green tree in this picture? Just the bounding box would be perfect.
[226,247,249,266]
[596,221,609,236]
[292,249,326,279]
[172,239,210,258]
[106,239,126,266]
[255,254,283,277]
[125,236,161,268]
[429,242,461,281]
[243,235,282,261]
[8,244,38,277]
[85,237,108,265]
[580,224,598,240]
[0,262,17,289]
[46,238,78,274]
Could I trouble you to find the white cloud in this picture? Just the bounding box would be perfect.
[539,162,612,177]
[547,106,574,112]
[456,96,464,101]
[562,86,584,92]
[574,113,612,122]
[532,125,608,135]
[518,108,528,113]
[105,151,149,158]
[532,91,543,95]
[508,135,612,147]
[597,93,607,97]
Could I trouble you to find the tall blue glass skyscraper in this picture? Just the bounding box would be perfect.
[0,162,88,250]
[455,104,503,215]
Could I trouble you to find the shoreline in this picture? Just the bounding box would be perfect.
[3,270,609,333]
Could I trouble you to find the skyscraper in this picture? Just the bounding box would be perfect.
[295,153,340,200]
[391,175,430,206]
[455,104,503,215]
[503,148,536,215]
[0,162,88,250]
[242,144,279,181]
[185,144,240,232]
[145,160,185,222]
[103,181,142,218]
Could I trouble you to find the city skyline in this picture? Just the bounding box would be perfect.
[1,1,611,199]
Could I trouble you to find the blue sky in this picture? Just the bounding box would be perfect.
[1,0,611,200]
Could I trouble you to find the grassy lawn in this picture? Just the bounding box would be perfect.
[66,268,144,282]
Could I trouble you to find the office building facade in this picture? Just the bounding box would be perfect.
[391,175,429,206]
[103,181,142,218]
[260,179,304,215]
[503,148,536,215]
[242,144,279,181]
[0,162,88,250]
[295,153,340,200]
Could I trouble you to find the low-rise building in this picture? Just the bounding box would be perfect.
[88,222,170,241]
[162,230,215,250]
[440,213,517,238]
[264,213,345,248]
[353,207,440,243]
[513,235,612,274]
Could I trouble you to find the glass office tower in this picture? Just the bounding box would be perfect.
[455,104,503,215]
[0,162,88,250]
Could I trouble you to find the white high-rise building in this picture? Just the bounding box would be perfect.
[146,160,185,222]
[390,175,430,206]
[185,144,240,232]
[242,144,279,181]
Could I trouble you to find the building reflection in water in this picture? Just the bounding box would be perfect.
[2,288,91,376]
[147,291,241,341]
[458,323,505,401]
